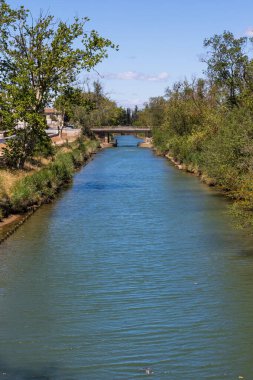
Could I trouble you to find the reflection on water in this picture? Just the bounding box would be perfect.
[0,136,253,379]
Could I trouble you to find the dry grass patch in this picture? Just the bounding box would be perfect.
[0,156,54,196]
[0,170,28,197]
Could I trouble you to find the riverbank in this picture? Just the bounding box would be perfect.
[138,137,153,148]
[164,152,215,185]
[153,146,251,228]
[0,137,99,242]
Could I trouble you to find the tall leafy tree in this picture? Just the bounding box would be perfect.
[54,86,84,134]
[203,31,248,107]
[0,0,117,167]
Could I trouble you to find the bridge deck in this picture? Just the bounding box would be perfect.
[91,127,151,133]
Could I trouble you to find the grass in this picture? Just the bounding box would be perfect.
[0,138,99,217]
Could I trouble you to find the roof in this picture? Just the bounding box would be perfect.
[44,108,61,115]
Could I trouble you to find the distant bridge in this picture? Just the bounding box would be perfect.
[91,126,152,144]
[91,127,151,134]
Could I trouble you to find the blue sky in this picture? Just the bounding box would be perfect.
[9,0,253,108]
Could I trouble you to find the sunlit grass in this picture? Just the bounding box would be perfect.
[0,138,99,218]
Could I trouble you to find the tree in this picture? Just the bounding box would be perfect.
[54,86,84,135]
[131,105,138,123]
[126,108,132,125]
[0,0,117,168]
[203,31,248,107]
[55,81,124,130]
[134,96,166,127]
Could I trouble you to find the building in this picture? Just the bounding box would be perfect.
[44,108,63,129]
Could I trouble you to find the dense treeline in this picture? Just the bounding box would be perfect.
[54,81,136,130]
[135,31,253,227]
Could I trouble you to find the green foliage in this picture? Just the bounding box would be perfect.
[54,86,85,125]
[138,30,253,228]
[203,31,248,107]
[201,108,253,188]
[11,154,72,212]
[3,120,52,168]
[0,1,117,168]
[134,97,167,127]
[0,175,9,217]
[55,81,127,132]
[9,139,94,213]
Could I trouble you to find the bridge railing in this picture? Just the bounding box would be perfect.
[90,126,152,132]
[90,125,151,128]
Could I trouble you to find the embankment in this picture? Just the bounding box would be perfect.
[0,138,99,243]
[163,152,216,186]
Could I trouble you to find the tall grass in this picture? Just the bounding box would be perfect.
[8,139,98,213]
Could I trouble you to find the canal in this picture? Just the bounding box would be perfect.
[0,135,253,379]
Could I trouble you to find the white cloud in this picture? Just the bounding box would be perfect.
[245,27,253,37]
[118,71,140,80]
[102,71,169,82]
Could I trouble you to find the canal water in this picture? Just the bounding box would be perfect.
[0,135,253,380]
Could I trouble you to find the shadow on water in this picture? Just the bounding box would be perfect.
[83,181,137,191]
[116,144,143,148]
[232,248,253,259]
[0,362,60,380]
[116,135,143,147]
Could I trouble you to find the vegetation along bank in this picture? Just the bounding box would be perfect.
[1,0,253,233]
[0,138,99,242]
[134,31,253,229]
[0,0,118,240]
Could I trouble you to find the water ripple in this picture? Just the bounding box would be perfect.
[0,136,253,379]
